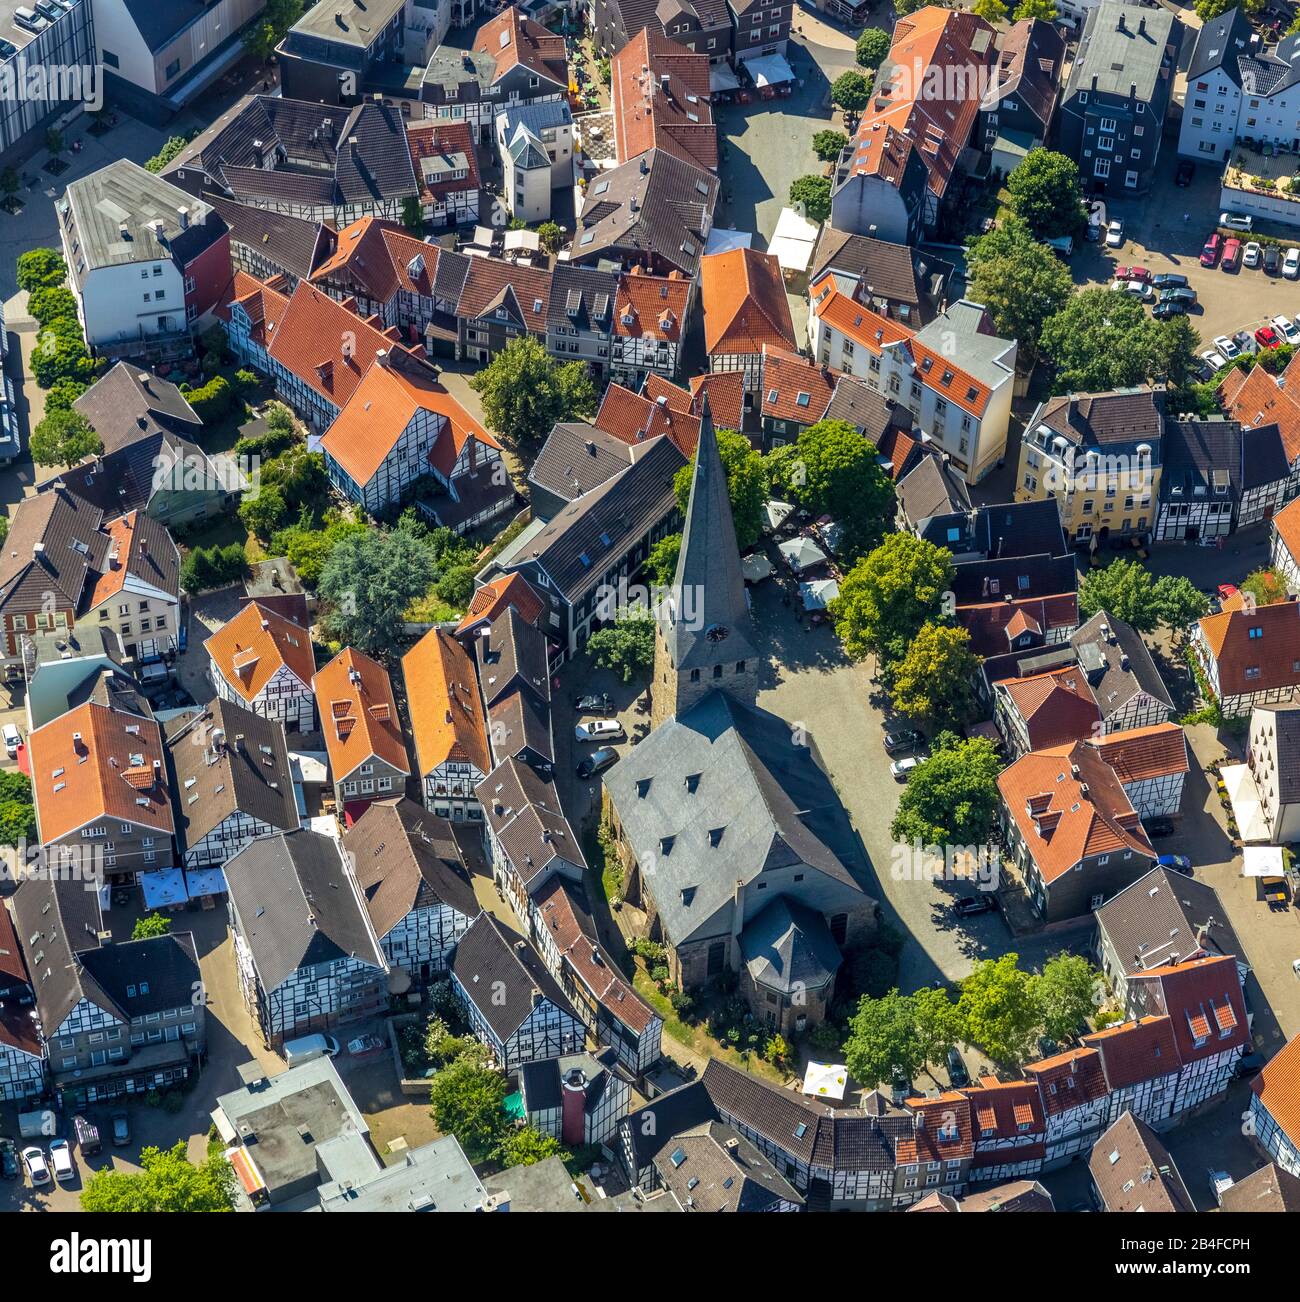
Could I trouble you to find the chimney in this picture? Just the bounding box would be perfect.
[376,348,389,368]
[1138,15,1146,34]
[1117,11,1125,31]
[177,206,190,231]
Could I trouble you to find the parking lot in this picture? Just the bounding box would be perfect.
[1073,159,1300,346]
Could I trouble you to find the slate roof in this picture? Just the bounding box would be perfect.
[529,421,635,507]
[1030,387,1163,451]
[451,912,578,1040]
[76,932,202,1021]
[807,228,954,313]
[207,195,332,283]
[604,693,865,946]
[224,829,385,991]
[1240,422,1291,492]
[475,606,550,711]
[1095,866,1244,978]
[477,757,586,887]
[656,1120,803,1211]
[343,797,479,940]
[1160,416,1242,500]
[1187,5,1253,87]
[165,699,299,853]
[898,455,973,528]
[824,375,909,443]
[1088,1111,1193,1212]
[1070,610,1174,717]
[1254,700,1300,806]
[1066,3,1181,103]
[1218,1162,1300,1213]
[740,897,842,994]
[545,264,616,336]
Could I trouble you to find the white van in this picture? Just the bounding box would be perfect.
[282,1033,340,1067]
[1220,211,1254,232]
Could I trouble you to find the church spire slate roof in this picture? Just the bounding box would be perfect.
[664,393,757,673]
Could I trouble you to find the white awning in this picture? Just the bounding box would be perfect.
[769,206,820,274]
[704,226,752,256]
[184,867,227,898]
[764,499,795,529]
[742,553,775,583]
[816,519,845,555]
[1221,764,1272,843]
[472,225,496,248]
[710,62,740,93]
[1243,845,1286,877]
[800,578,840,611]
[802,1061,848,1100]
[746,53,796,88]
[140,868,186,910]
[504,229,541,252]
[779,534,829,573]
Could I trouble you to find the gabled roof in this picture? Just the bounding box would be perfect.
[86,512,180,611]
[451,912,578,1039]
[1066,2,1180,103]
[1021,1045,1109,1113]
[595,381,700,456]
[529,420,637,506]
[1160,416,1242,501]
[960,1077,1044,1145]
[406,120,480,205]
[612,267,690,343]
[402,628,491,779]
[998,666,1102,750]
[225,828,385,990]
[1220,363,1300,464]
[989,19,1065,129]
[1273,495,1300,563]
[205,601,315,703]
[808,228,954,311]
[475,7,568,89]
[1031,387,1163,451]
[343,797,479,940]
[311,216,447,304]
[1070,610,1174,718]
[477,757,586,887]
[1253,1033,1300,1149]
[1088,723,1188,785]
[684,372,745,434]
[475,605,550,710]
[612,28,717,171]
[1196,596,1300,698]
[546,263,617,336]
[0,488,105,614]
[1083,1015,1181,1089]
[314,647,409,783]
[1127,953,1249,1063]
[1219,1161,1300,1213]
[759,347,837,427]
[1187,5,1253,87]
[1088,1111,1193,1212]
[700,248,796,358]
[30,701,173,844]
[206,194,332,283]
[455,573,546,637]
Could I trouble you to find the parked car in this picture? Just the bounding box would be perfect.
[282,1033,339,1067]
[346,1034,385,1058]
[72,1115,100,1156]
[1265,244,1281,274]
[1152,272,1189,290]
[883,727,923,754]
[1274,314,1300,344]
[1114,265,1151,283]
[1213,335,1241,360]
[1158,286,1196,305]
[890,756,922,781]
[22,1146,49,1187]
[1105,219,1124,248]
[1285,246,1300,279]
[1222,237,1243,270]
[48,1139,74,1183]
[953,894,997,917]
[946,1047,970,1088]
[0,1137,17,1180]
[110,1114,130,1148]
[1198,349,1228,377]
[1143,816,1176,838]
[1236,329,1261,356]
[1111,279,1152,300]
[1,723,20,758]
[1256,325,1282,349]
[572,692,614,716]
[576,746,619,779]
[1221,210,1254,231]
[1201,233,1223,266]
[1157,853,1193,875]
[1152,300,1187,319]
[574,720,625,743]
[1218,583,1239,600]
[1235,1052,1266,1080]
[1244,240,1263,268]
[1175,159,1195,187]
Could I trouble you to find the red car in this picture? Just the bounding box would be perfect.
[1218,583,1239,601]
[1115,265,1152,283]
[1256,325,1282,349]
[1222,237,1243,270]
[1201,233,1223,266]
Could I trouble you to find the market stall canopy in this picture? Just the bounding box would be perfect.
[800,577,840,611]
[764,499,795,530]
[504,228,541,253]
[710,62,741,93]
[140,867,187,910]
[803,1061,848,1101]
[741,552,775,583]
[1221,764,1272,844]
[1242,845,1286,877]
[769,206,820,275]
[779,534,829,573]
[747,53,796,87]
[184,867,227,899]
[815,518,845,555]
[471,225,496,248]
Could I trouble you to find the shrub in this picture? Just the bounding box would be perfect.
[186,375,236,425]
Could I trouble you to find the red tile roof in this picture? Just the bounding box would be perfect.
[401,628,491,779]
[688,372,744,434]
[223,269,290,345]
[960,594,1079,658]
[759,346,836,426]
[475,7,568,88]
[611,28,717,171]
[701,247,797,358]
[1220,364,1300,463]
[313,646,409,782]
[897,1093,974,1163]
[1021,1046,1109,1114]
[1082,1016,1180,1089]
[454,573,546,637]
[960,1078,1045,1141]
[1253,1032,1300,1148]
[999,665,1101,750]
[1273,496,1300,566]
[613,267,689,343]
[595,382,700,457]
[205,601,315,703]
[1088,723,1189,785]
[311,216,451,304]
[406,120,480,204]
[1197,596,1300,699]
[1128,954,1250,1064]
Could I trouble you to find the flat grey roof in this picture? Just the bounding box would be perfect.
[289,0,406,50]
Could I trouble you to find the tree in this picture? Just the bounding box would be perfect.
[1151,575,1210,631]
[29,408,101,468]
[400,197,423,233]
[42,377,88,413]
[1241,567,1288,608]
[1031,953,1100,1044]
[81,1142,235,1212]
[1197,0,1258,20]
[830,70,872,114]
[912,985,960,1075]
[536,221,563,254]
[28,284,79,326]
[644,534,681,586]
[319,527,438,657]
[435,564,477,609]
[428,1053,508,1161]
[0,770,35,848]
[789,175,832,224]
[17,248,67,293]
[774,419,895,560]
[1039,287,1200,393]
[673,426,766,550]
[956,955,1040,1064]
[31,318,94,389]
[966,215,1073,366]
[1014,0,1058,17]
[855,28,890,68]
[812,129,848,162]
[587,609,656,682]
[1079,559,1164,633]
[972,0,1008,21]
[890,735,1002,847]
[889,623,980,726]
[469,336,596,452]
[830,533,953,664]
[243,0,302,61]
[843,989,924,1088]
[1005,148,1087,239]
[44,127,63,156]
[495,1126,569,1169]
[132,913,172,940]
[238,484,288,541]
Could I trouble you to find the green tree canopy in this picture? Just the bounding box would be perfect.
[80,1142,235,1212]
[843,988,925,1088]
[644,533,681,586]
[1014,0,1059,17]
[966,215,1074,365]
[773,419,895,560]
[1005,148,1087,238]
[1151,575,1210,630]
[319,527,438,657]
[972,0,1008,21]
[30,408,102,468]
[0,769,34,848]
[889,623,980,726]
[242,0,302,61]
[812,129,848,162]
[469,335,596,452]
[536,221,564,253]
[587,608,656,682]
[1241,567,1288,608]
[16,248,66,293]
[1031,953,1100,1044]
[956,954,1041,1064]
[855,28,891,68]
[830,533,954,664]
[789,174,832,223]
[912,985,961,1075]
[1080,560,1210,634]
[830,70,873,113]
[495,1126,569,1169]
[428,1053,508,1161]
[890,734,1002,847]
[132,913,172,941]
[673,426,765,550]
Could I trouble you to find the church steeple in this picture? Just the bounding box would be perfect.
[650,394,759,727]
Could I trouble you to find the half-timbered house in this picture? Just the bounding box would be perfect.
[519,1049,631,1147]
[1191,591,1300,718]
[0,905,43,1103]
[1248,1033,1300,1178]
[205,601,317,732]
